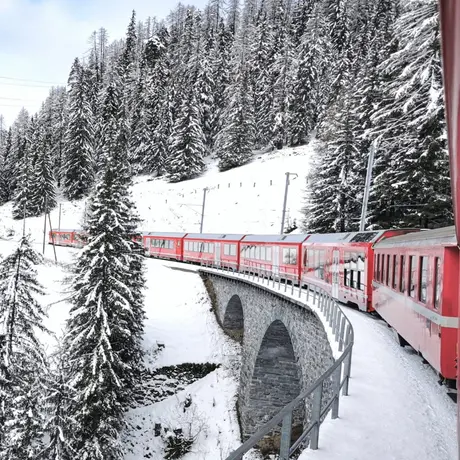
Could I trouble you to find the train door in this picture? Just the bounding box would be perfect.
[332,250,340,299]
[273,246,280,277]
[215,242,221,267]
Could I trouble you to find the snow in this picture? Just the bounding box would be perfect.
[0,146,457,460]
[298,306,457,460]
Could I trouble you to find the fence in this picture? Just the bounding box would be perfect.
[198,262,354,460]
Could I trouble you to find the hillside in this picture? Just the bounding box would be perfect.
[0,145,313,243]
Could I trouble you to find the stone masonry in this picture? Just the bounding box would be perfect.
[201,271,334,440]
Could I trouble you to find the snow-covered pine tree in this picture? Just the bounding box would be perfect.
[167,83,206,182]
[12,120,35,220]
[146,29,173,176]
[62,58,95,201]
[215,65,255,171]
[0,119,9,205]
[63,126,145,459]
[289,4,329,146]
[32,112,57,215]
[368,0,452,229]
[41,350,75,460]
[303,78,363,233]
[0,236,49,459]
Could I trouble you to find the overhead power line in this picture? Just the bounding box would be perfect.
[0,81,63,88]
[0,75,65,85]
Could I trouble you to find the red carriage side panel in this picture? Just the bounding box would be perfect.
[143,232,187,261]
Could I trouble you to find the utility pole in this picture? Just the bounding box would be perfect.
[58,203,62,231]
[47,210,58,264]
[42,195,48,255]
[200,187,208,233]
[359,141,376,231]
[280,172,298,234]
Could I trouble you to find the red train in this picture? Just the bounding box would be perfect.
[49,226,459,390]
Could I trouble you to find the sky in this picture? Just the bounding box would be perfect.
[0,0,209,127]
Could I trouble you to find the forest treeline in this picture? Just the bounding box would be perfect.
[0,0,453,231]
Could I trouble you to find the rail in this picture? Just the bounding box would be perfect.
[199,261,354,460]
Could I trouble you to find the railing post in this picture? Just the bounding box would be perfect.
[298,284,302,298]
[284,278,288,292]
[329,301,336,328]
[306,284,309,302]
[257,265,260,282]
[310,383,323,450]
[291,279,294,295]
[279,411,293,460]
[338,316,346,351]
[331,363,342,419]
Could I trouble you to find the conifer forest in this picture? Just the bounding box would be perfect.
[0,0,453,233]
[0,0,456,459]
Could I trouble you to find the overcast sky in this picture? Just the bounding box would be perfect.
[0,0,208,127]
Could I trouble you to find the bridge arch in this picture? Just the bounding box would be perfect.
[245,320,302,437]
[222,294,244,342]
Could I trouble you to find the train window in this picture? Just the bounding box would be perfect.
[381,255,385,283]
[385,254,390,286]
[319,251,325,279]
[392,255,398,290]
[266,246,272,261]
[260,246,266,260]
[224,244,229,255]
[195,242,200,252]
[358,253,365,291]
[419,256,428,303]
[434,257,441,309]
[230,244,237,256]
[209,243,214,253]
[283,248,297,265]
[400,255,406,293]
[375,254,380,280]
[203,242,209,253]
[409,256,416,298]
[303,248,308,266]
[350,269,354,289]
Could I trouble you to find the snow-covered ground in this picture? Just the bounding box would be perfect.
[0,145,313,241]
[0,145,457,459]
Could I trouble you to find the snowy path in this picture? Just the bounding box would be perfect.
[299,306,457,460]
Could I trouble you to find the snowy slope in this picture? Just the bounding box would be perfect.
[0,145,313,242]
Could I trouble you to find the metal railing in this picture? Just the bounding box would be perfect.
[199,261,354,460]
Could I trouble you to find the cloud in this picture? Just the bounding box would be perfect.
[0,0,208,126]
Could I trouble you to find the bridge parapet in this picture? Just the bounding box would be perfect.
[198,263,354,459]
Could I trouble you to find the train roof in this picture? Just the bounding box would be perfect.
[185,233,246,240]
[51,228,82,232]
[241,234,309,243]
[304,230,384,244]
[142,231,188,238]
[374,226,457,249]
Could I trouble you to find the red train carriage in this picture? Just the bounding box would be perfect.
[49,229,88,248]
[142,232,186,261]
[372,227,459,386]
[301,230,416,312]
[183,233,246,269]
[240,234,309,282]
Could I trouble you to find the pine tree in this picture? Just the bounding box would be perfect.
[167,84,205,182]
[0,236,49,459]
[32,113,57,215]
[62,58,95,201]
[41,352,75,460]
[368,0,452,228]
[63,99,145,460]
[215,67,255,171]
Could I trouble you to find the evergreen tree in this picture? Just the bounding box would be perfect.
[63,103,145,459]
[41,352,75,460]
[167,84,205,182]
[0,236,49,459]
[368,0,452,228]
[62,58,95,201]
[32,113,57,215]
[215,67,255,171]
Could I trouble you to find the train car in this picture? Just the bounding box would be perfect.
[49,229,88,248]
[301,230,417,312]
[183,233,246,269]
[240,234,310,282]
[372,226,459,387]
[142,232,187,261]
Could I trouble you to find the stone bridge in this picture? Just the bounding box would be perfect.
[200,270,334,440]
